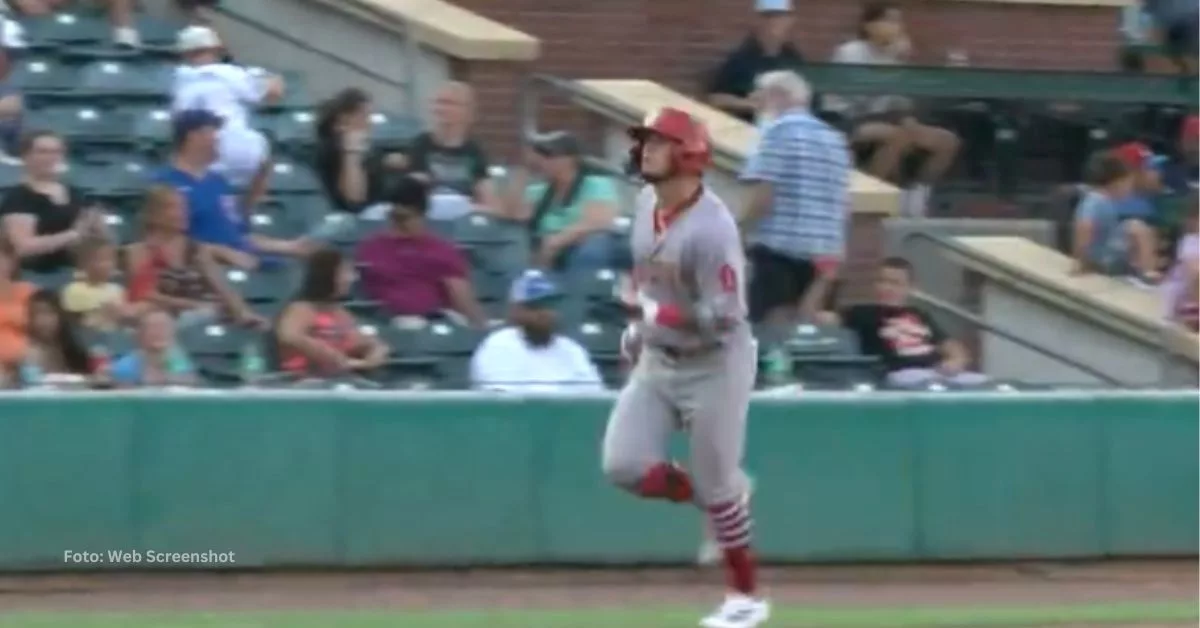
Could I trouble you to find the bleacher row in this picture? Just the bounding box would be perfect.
[4,9,883,390]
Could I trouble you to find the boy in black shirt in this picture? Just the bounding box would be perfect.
[817,257,988,387]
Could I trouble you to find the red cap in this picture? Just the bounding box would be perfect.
[1182,116,1199,145]
[1112,142,1152,170]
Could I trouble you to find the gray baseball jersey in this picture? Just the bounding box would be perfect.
[630,185,751,351]
[601,184,756,507]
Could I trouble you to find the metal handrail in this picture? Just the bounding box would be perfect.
[900,230,1185,385]
[909,290,1120,385]
[214,3,420,115]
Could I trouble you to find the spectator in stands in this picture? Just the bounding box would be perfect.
[62,238,138,331]
[1144,0,1198,73]
[0,39,22,163]
[828,2,960,215]
[406,82,500,220]
[504,131,618,273]
[0,238,34,371]
[125,185,266,329]
[356,175,487,327]
[1164,195,1198,331]
[109,307,198,388]
[706,0,803,124]
[17,288,95,387]
[1181,115,1198,180]
[314,87,407,216]
[738,71,849,337]
[1111,141,1165,223]
[173,25,285,205]
[8,0,139,47]
[277,248,388,379]
[1072,152,1161,286]
[470,269,603,392]
[155,109,309,264]
[0,131,107,274]
[817,257,987,387]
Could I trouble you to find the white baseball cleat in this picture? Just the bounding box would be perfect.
[699,593,771,628]
[696,476,755,566]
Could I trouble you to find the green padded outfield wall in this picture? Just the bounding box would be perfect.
[0,391,1194,570]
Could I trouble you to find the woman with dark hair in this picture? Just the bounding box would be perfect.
[0,130,107,273]
[829,2,960,215]
[18,288,95,387]
[276,247,388,377]
[313,87,404,214]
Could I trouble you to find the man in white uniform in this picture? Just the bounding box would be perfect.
[172,25,284,203]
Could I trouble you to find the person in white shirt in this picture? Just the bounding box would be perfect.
[172,25,284,206]
[470,270,604,393]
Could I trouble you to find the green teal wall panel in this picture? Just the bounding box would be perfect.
[0,391,1192,570]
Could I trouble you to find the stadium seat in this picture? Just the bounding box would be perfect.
[368,112,421,151]
[225,266,297,304]
[78,60,172,101]
[783,324,859,356]
[23,268,75,291]
[178,322,261,357]
[0,162,22,192]
[452,212,523,246]
[570,320,622,357]
[132,108,173,153]
[11,58,77,96]
[103,211,136,244]
[77,326,136,357]
[21,13,108,49]
[421,320,486,356]
[269,159,321,195]
[268,109,318,155]
[248,211,307,240]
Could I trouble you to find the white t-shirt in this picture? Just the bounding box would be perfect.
[470,327,604,393]
[828,39,911,117]
[172,63,268,129]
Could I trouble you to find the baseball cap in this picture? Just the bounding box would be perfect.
[176,25,222,53]
[1112,142,1155,171]
[509,270,562,306]
[756,0,792,13]
[172,108,223,145]
[528,131,580,158]
[1182,115,1198,145]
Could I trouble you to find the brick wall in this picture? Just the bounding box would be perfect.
[451,0,1123,304]
[457,0,1123,157]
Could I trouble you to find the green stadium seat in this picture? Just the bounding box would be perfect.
[572,267,620,301]
[0,163,22,192]
[268,109,318,154]
[421,320,486,356]
[178,322,263,360]
[12,58,77,95]
[224,266,297,304]
[102,211,136,244]
[23,268,75,291]
[368,111,421,151]
[569,320,622,357]
[79,60,171,100]
[63,162,113,192]
[783,324,858,356]
[22,13,108,48]
[132,108,173,152]
[77,327,136,358]
[248,211,307,240]
[26,105,134,145]
[452,212,522,245]
[269,159,321,195]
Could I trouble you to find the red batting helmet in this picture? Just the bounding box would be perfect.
[627,107,713,178]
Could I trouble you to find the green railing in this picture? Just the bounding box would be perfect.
[0,390,1194,570]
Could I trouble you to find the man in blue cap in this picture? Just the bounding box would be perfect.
[152,109,309,267]
[706,0,804,123]
[469,269,604,392]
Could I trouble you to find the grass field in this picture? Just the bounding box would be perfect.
[0,602,1195,628]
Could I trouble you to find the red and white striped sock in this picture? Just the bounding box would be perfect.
[708,500,757,595]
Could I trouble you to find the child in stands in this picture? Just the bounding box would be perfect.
[1072,152,1161,287]
[62,238,139,331]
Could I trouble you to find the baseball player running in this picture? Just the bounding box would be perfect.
[601,108,767,628]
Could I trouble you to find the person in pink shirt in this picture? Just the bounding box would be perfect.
[355,176,487,327]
